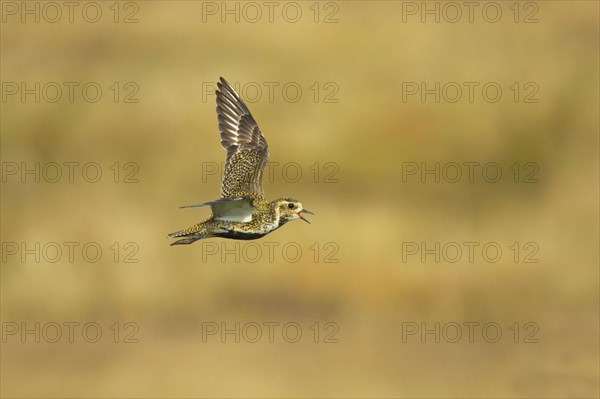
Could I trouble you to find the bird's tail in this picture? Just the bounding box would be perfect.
[167,223,212,246]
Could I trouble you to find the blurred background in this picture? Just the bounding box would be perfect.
[1,1,598,397]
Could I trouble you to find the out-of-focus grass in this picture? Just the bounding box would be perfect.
[1,1,598,398]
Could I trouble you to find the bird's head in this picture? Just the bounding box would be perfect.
[271,198,314,225]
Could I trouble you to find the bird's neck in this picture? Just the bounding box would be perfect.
[267,200,285,227]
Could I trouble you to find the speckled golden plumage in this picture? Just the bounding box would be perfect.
[168,78,313,246]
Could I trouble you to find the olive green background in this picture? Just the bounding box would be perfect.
[1,1,598,398]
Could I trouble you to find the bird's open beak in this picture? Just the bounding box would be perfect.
[298,209,314,224]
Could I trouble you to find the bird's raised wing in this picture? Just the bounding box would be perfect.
[180,196,255,222]
[216,77,269,198]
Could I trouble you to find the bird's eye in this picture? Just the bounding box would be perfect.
[288,203,295,209]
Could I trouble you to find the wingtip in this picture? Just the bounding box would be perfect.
[218,77,238,95]
[218,76,230,89]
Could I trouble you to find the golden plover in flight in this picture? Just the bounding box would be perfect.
[168,77,313,245]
